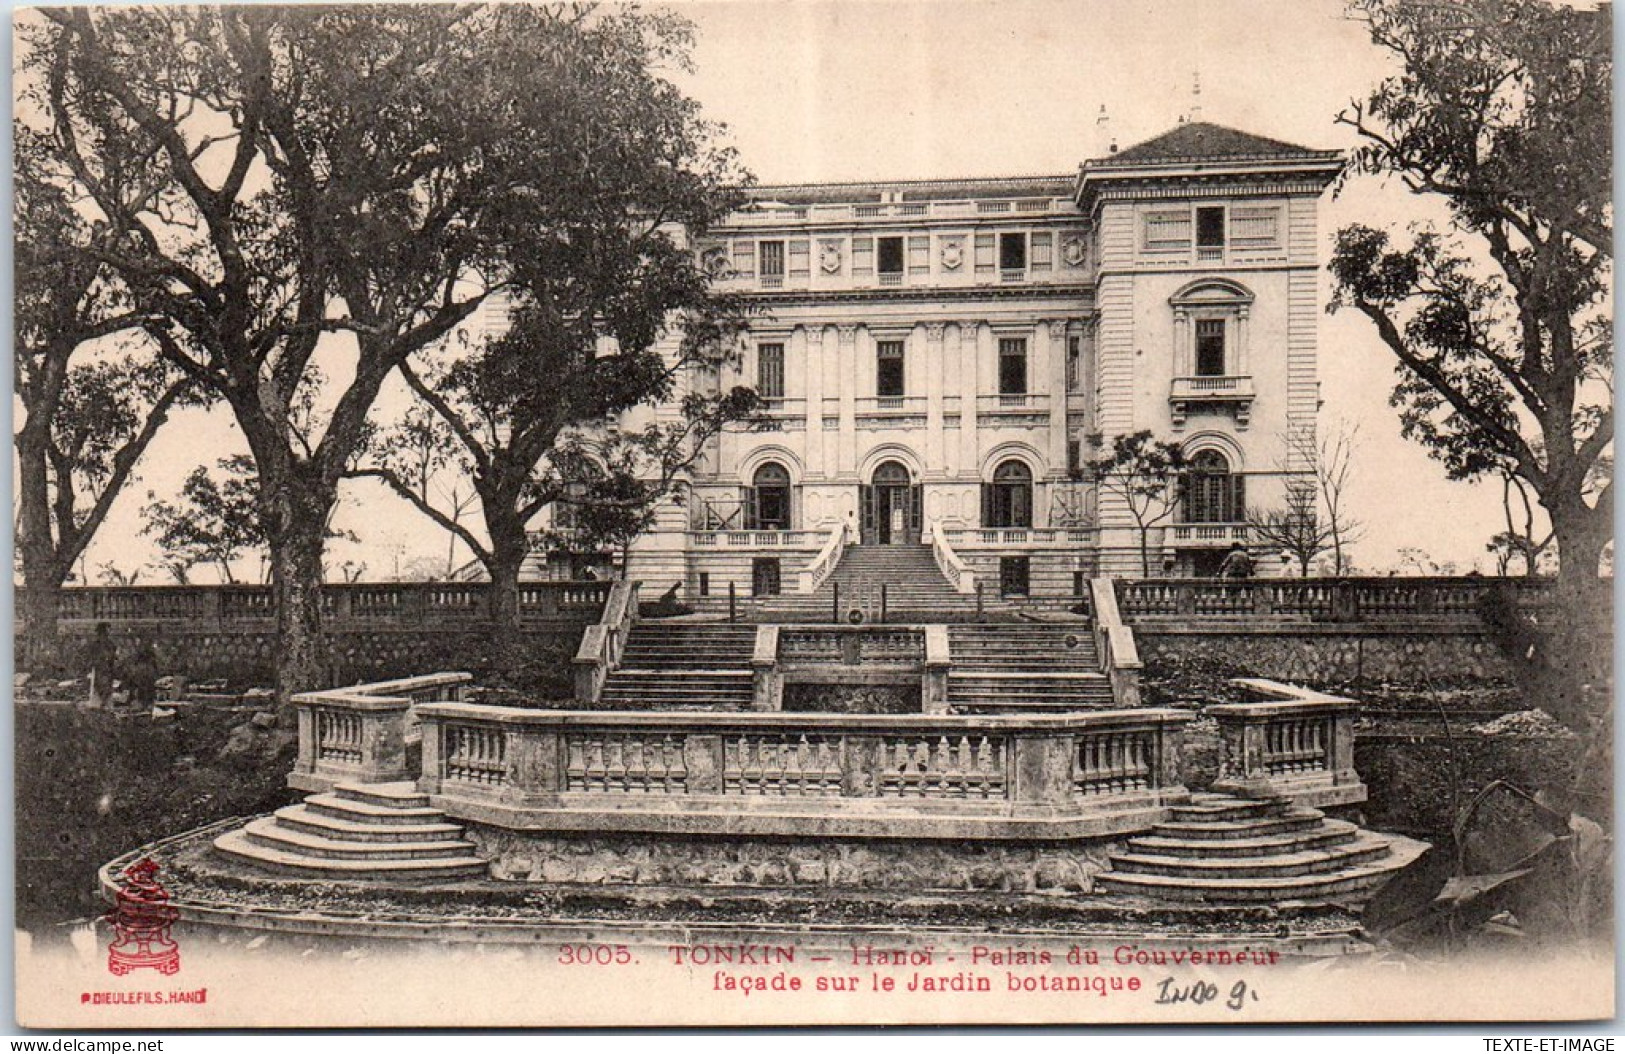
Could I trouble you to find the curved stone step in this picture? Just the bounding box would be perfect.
[1168,798,1292,823]
[273,805,465,843]
[304,793,450,826]
[213,828,488,881]
[333,781,431,810]
[1110,834,1392,879]
[1128,819,1359,858]
[1154,808,1327,841]
[242,818,476,861]
[1093,864,1402,904]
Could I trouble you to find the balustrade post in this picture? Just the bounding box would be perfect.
[841,734,882,797]
[418,713,444,795]
[728,581,737,622]
[922,625,951,714]
[880,583,888,623]
[1012,734,1072,807]
[294,706,317,777]
[1178,582,1197,616]
[751,626,783,711]
[1333,579,1358,622]
[832,582,840,624]
[1253,582,1273,616]
[506,725,563,803]
[683,734,724,794]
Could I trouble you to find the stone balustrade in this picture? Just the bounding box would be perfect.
[33,580,614,629]
[1114,576,1555,623]
[571,580,640,705]
[412,705,1193,840]
[1205,677,1365,809]
[289,671,474,793]
[796,518,850,593]
[1090,578,1142,708]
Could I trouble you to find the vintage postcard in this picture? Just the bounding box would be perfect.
[11,0,1614,1029]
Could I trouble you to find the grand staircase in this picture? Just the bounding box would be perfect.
[213,782,488,881]
[948,623,1114,711]
[1093,793,1426,904]
[598,621,757,709]
[754,543,976,620]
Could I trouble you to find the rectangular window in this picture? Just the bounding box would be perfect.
[851,236,875,276]
[787,239,811,277]
[698,572,710,597]
[1196,206,1226,259]
[876,340,905,398]
[1072,570,1086,598]
[757,342,785,399]
[1066,334,1082,392]
[999,232,1027,271]
[758,240,785,279]
[751,557,782,597]
[998,338,1028,395]
[1230,206,1280,249]
[999,556,1031,597]
[877,237,904,274]
[1143,210,1192,251]
[1030,232,1053,272]
[974,233,997,274]
[1195,319,1226,377]
[731,240,755,277]
[1067,438,1082,478]
[907,235,930,275]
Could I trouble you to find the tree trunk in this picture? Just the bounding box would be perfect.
[485,525,529,683]
[1137,529,1152,579]
[264,477,336,707]
[16,427,67,672]
[1550,499,1609,586]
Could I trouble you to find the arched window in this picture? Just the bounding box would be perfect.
[1181,450,1244,523]
[983,460,1033,528]
[748,462,792,530]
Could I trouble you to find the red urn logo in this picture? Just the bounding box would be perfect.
[106,857,181,977]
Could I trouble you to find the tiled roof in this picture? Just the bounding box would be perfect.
[1094,121,1335,167]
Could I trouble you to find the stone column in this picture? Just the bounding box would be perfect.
[1045,318,1068,487]
[803,326,824,478]
[958,321,981,479]
[1173,308,1190,378]
[924,322,946,473]
[837,324,859,475]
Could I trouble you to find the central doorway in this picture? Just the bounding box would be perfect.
[860,460,922,544]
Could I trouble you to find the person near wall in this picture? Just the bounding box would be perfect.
[125,636,160,712]
[85,622,118,710]
[1217,542,1255,580]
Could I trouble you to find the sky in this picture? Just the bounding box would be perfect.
[33,0,1578,583]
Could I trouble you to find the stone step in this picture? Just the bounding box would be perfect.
[609,669,753,679]
[1092,863,1403,904]
[242,817,478,861]
[1128,820,1359,858]
[304,793,452,826]
[273,805,465,843]
[1168,798,1293,823]
[1153,809,1328,841]
[332,781,431,810]
[213,828,489,881]
[949,671,1107,682]
[1111,835,1391,879]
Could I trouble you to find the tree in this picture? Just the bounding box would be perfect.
[355,403,479,578]
[30,5,745,701]
[13,119,196,667]
[1248,484,1333,577]
[1090,431,1186,578]
[1286,420,1365,576]
[142,456,264,584]
[1331,0,1612,586]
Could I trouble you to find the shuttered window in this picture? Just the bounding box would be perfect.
[757,342,785,399]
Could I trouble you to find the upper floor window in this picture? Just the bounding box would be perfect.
[877,237,905,277]
[757,342,785,400]
[1066,334,1082,392]
[1194,319,1226,377]
[1196,207,1226,259]
[998,338,1028,395]
[1181,450,1245,523]
[876,340,905,399]
[999,232,1027,278]
[758,240,785,285]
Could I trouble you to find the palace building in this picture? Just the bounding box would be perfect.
[555,121,1344,605]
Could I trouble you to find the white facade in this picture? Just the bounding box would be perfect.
[613,122,1344,601]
